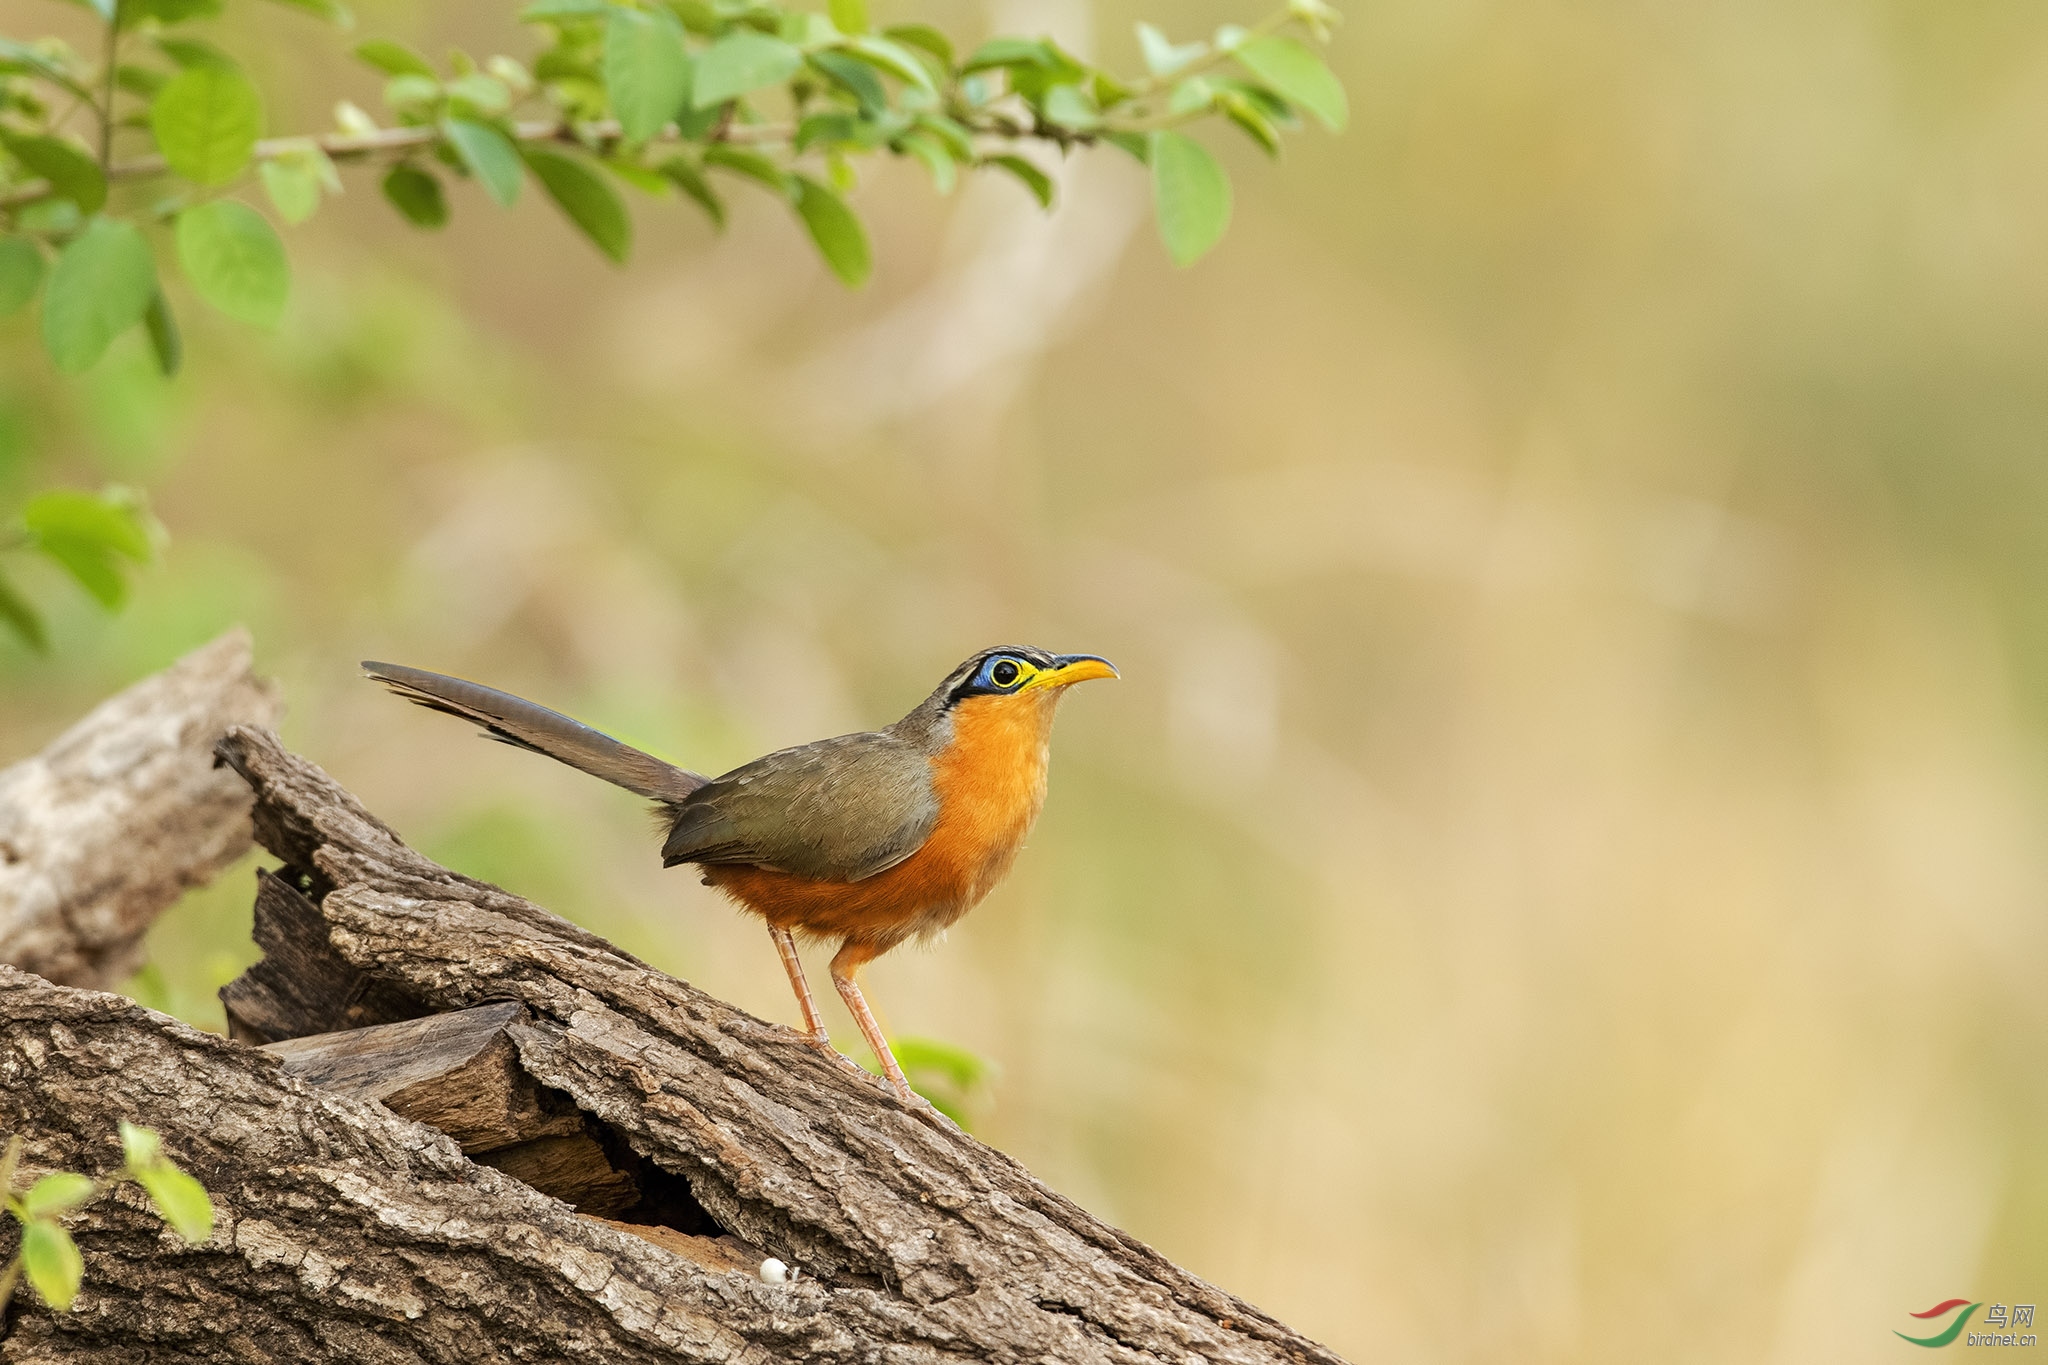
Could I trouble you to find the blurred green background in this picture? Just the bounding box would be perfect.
[6,0,2048,1358]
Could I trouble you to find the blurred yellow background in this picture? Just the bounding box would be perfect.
[5,0,2047,1358]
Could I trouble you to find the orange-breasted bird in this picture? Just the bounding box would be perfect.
[361,648,1117,1100]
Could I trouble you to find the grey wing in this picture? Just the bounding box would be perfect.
[660,732,938,882]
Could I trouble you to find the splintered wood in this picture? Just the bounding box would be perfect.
[262,1002,641,1216]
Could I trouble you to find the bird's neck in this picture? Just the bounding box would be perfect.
[926,693,1061,901]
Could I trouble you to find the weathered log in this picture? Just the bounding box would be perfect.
[259,1001,582,1152]
[0,631,281,988]
[0,725,1346,1363]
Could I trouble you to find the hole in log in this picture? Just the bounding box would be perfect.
[252,991,737,1255]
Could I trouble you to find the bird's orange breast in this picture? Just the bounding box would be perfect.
[702,691,1057,951]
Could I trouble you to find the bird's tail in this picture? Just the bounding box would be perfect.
[361,661,709,803]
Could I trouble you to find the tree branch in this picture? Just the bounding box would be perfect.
[0,631,281,990]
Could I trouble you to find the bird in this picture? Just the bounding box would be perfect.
[361,647,1117,1101]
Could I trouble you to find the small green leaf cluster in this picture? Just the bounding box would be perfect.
[0,487,158,650]
[0,0,1344,375]
[0,1123,215,1318]
[0,0,327,377]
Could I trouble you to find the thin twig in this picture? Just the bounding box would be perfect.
[96,11,118,169]
[0,115,799,210]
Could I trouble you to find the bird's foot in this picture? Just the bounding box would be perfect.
[799,1029,875,1078]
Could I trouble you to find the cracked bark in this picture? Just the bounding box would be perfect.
[0,724,1348,1364]
[0,631,282,988]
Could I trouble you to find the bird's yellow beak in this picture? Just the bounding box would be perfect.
[1023,654,1119,691]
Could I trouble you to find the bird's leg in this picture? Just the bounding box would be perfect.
[768,925,831,1045]
[830,940,914,1102]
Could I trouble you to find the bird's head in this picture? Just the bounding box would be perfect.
[936,646,1118,721]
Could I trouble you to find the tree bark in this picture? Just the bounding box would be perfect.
[0,724,1347,1364]
[0,631,282,989]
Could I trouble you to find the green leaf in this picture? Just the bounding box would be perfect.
[382,164,448,227]
[442,119,522,206]
[1168,76,1215,117]
[701,145,789,195]
[117,64,170,98]
[383,74,443,110]
[134,1163,213,1243]
[900,133,955,194]
[962,36,1053,73]
[143,290,182,376]
[175,200,289,327]
[1233,34,1346,131]
[658,156,724,228]
[692,30,801,108]
[150,65,263,186]
[522,147,630,262]
[29,527,128,609]
[796,111,859,152]
[1137,22,1205,77]
[780,12,834,48]
[0,37,95,101]
[1041,84,1098,129]
[792,174,869,286]
[155,36,236,69]
[25,489,153,562]
[517,0,608,17]
[883,24,951,67]
[21,1173,95,1220]
[260,0,353,26]
[13,202,80,238]
[602,160,667,195]
[0,572,46,651]
[983,154,1052,209]
[1104,130,1150,163]
[118,1123,162,1170]
[486,55,533,95]
[665,0,715,30]
[1150,131,1230,266]
[604,8,691,142]
[828,0,867,34]
[30,540,123,605]
[41,219,158,375]
[1220,90,1281,157]
[915,114,975,162]
[3,135,107,213]
[0,237,45,316]
[807,50,885,115]
[20,1220,82,1311]
[39,535,122,605]
[354,38,435,79]
[446,73,511,116]
[260,149,331,224]
[837,35,936,92]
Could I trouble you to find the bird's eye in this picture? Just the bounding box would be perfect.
[990,659,1021,687]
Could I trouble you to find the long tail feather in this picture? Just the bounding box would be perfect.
[362,662,708,803]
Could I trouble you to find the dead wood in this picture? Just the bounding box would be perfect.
[0,631,281,988]
[0,723,1347,1364]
